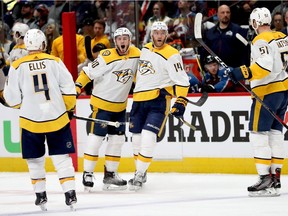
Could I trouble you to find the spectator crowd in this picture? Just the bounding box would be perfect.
[0,0,287,94]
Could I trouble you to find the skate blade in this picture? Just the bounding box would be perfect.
[102,184,127,191]
[84,186,93,192]
[39,203,47,211]
[129,185,142,191]
[69,204,76,211]
[249,187,279,197]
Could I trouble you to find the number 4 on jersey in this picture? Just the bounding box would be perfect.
[33,73,50,100]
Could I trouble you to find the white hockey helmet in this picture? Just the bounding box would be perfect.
[113,27,132,55]
[151,21,168,34]
[12,22,30,41]
[249,7,271,34]
[24,29,47,51]
[113,27,132,43]
[150,21,168,48]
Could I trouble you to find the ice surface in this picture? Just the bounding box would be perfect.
[0,172,287,216]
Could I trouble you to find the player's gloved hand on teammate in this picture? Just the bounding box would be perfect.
[228,65,252,83]
[171,96,188,118]
[201,84,215,93]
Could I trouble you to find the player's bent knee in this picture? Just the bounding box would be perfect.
[250,131,269,148]
[106,134,125,156]
[26,156,46,177]
[140,130,157,156]
[85,133,105,154]
[51,154,74,176]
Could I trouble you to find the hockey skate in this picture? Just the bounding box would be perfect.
[65,190,77,211]
[35,191,47,211]
[248,174,277,197]
[82,171,94,192]
[272,168,281,196]
[129,171,146,191]
[102,166,127,191]
[128,171,147,185]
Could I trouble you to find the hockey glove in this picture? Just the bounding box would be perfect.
[201,84,215,93]
[229,65,252,83]
[171,96,188,117]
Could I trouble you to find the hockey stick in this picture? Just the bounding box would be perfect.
[194,48,206,82]
[186,91,208,107]
[169,113,196,130]
[236,33,249,46]
[73,115,125,128]
[194,13,288,130]
[178,117,196,130]
[84,36,94,61]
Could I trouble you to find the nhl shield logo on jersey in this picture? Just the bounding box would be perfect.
[113,69,133,84]
[138,60,155,75]
[66,141,72,148]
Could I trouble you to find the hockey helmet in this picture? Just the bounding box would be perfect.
[249,7,271,34]
[204,55,217,65]
[113,27,132,55]
[113,27,132,42]
[151,21,168,33]
[150,21,168,48]
[24,29,47,51]
[12,22,30,41]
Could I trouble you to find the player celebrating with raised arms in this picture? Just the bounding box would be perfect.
[75,27,140,191]
[129,21,190,191]
[3,29,77,210]
[229,7,288,197]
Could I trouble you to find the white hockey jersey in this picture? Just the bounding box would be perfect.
[7,43,28,65]
[249,31,288,96]
[78,46,140,112]
[4,52,76,133]
[133,43,190,101]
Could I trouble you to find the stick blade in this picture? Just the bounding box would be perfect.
[187,92,208,107]
[196,91,208,106]
[194,13,203,40]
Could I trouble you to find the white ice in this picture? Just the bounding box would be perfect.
[0,172,287,216]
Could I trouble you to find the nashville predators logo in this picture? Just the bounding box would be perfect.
[102,50,111,56]
[138,60,155,75]
[113,69,133,84]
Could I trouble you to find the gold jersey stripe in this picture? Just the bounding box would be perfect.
[90,95,127,112]
[20,112,69,133]
[105,155,121,162]
[271,157,284,165]
[59,177,75,184]
[31,178,46,185]
[254,158,271,165]
[84,153,98,161]
[138,154,153,163]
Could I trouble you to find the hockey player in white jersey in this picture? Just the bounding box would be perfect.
[0,22,29,105]
[229,7,288,197]
[75,27,140,191]
[8,22,30,64]
[3,29,77,210]
[128,21,190,191]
